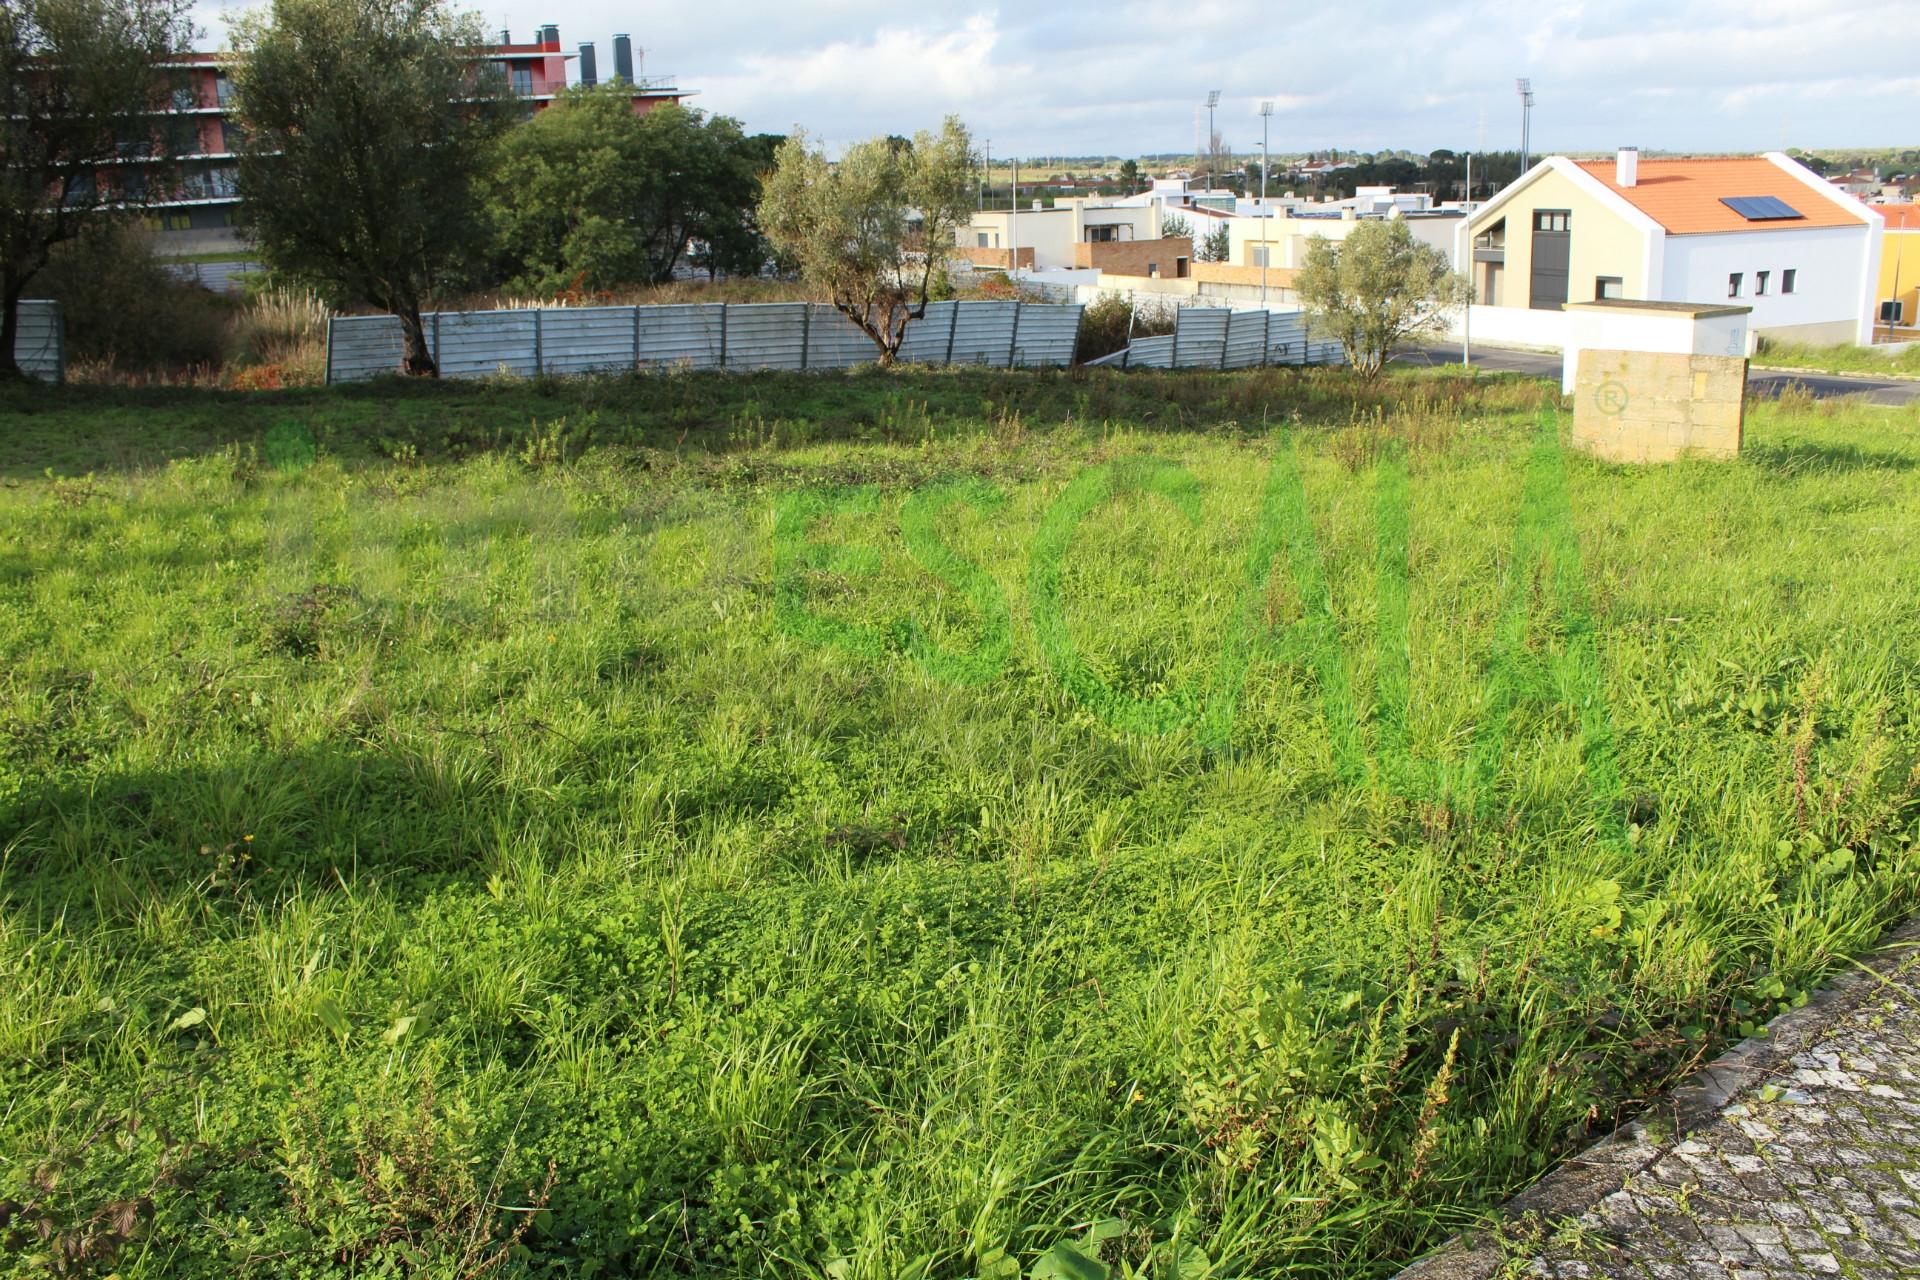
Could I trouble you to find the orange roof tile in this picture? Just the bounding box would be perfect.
[1571,157,1865,235]
[1879,204,1920,230]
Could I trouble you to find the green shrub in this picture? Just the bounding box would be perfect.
[25,223,232,372]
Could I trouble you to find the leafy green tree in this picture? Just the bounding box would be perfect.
[1160,212,1192,241]
[691,131,784,281]
[1118,158,1140,191]
[487,89,771,292]
[1199,223,1230,263]
[1294,218,1473,379]
[0,0,193,378]
[758,115,975,364]
[231,0,510,376]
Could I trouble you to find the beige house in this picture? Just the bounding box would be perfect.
[959,200,1177,273]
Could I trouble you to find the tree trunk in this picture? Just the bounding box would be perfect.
[0,287,23,382]
[398,306,437,377]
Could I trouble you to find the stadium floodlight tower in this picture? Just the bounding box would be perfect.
[1516,78,1534,174]
[1205,89,1221,189]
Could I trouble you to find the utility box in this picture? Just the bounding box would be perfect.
[1562,300,1753,463]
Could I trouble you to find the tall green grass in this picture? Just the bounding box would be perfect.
[1,369,1917,1278]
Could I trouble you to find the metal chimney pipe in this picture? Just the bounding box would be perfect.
[578,42,597,87]
[540,24,559,50]
[611,34,633,82]
[498,27,510,44]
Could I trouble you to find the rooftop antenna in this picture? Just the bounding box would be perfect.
[1516,78,1534,174]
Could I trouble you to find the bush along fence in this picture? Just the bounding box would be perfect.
[325,300,1087,384]
[1085,306,1346,371]
[9,301,65,383]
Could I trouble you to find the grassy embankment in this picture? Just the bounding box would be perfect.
[3,367,1918,1278]
[1754,336,1920,378]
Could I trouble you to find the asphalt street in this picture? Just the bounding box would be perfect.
[1400,343,1920,408]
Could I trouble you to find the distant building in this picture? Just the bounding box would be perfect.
[131,25,692,252]
[1878,204,1919,339]
[959,198,1192,278]
[1457,150,1884,345]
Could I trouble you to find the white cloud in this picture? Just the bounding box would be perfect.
[190,0,1920,155]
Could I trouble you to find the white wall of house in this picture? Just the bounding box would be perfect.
[1662,226,1876,345]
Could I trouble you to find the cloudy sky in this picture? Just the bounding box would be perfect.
[190,0,1919,158]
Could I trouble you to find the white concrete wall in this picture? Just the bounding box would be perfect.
[1560,309,1751,393]
[1661,226,1873,343]
[1443,304,1571,351]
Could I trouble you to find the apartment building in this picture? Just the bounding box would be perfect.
[127,25,690,252]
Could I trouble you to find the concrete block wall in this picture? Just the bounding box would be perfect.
[1571,349,1746,463]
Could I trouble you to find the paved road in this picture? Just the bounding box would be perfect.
[1400,344,1920,408]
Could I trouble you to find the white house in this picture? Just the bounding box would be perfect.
[1455,150,1884,345]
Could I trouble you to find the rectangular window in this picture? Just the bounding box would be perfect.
[221,119,246,153]
[1250,246,1269,268]
[1086,225,1119,242]
[1532,210,1570,232]
[1756,270,1770,295]
[1147,262,1160,279]
[214,73,233,106]
[1595,276,1623,300]
[1782,269,1797,294]
[1175,257,1190,278]
[511,66,534,96]
[976,232,989,248]
[1728,272,1743,298]
[1884,300,1909,324]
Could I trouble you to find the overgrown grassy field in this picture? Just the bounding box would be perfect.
[1754,336,1920,377]
[3,368,1918,1279]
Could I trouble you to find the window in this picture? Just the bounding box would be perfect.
[1883,300,1909,325]
[1147,262,1160,279]
[510,66,534,96]
[221,119,246,153]
[1085,225,1120,243]
[214,73,233,106]
[1782,269,1797,294]
[1756,270,1769,296]
[1175,257,1190,278]
[1250,246,1269,268]
[163,213,192,231]
[1728,272,1743,298]
[1595,276,1623,300]
[1532,210,1570,232]
[976,232,990,248]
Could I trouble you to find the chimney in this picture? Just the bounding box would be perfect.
[611,33,633,82]
[1615,146,1639,188]
[540,24,559,50]
[578,41,596,87]
[498,26,510,44]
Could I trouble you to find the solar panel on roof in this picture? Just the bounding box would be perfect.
[1720,195,1804,221]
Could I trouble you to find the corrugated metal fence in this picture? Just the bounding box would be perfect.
[1087,307,1346,370]
[326,300,1086,384]
[11,301,64,383]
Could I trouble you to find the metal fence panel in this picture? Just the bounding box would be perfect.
[1171,308,1231,369]
[432,309,537,379]
[1223,310,1271,370]
[804,305,877,370]
[895,301,958,364]
[722,303,808,371]
[538,306,638,375]
[949,300,1021,366]
[636,303,723,370]
[326,314,404,383]
[14,300,63,383]
[1012,303,1083,367]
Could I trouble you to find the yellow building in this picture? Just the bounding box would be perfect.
[1877,205,1919,340]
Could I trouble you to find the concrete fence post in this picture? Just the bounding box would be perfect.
[1007,304,1023,368]
[719,303,729,369]
[533,308,544,374]
[801,304,812,371]
[945,303,960,365]
[431,312,442,374]
[632,305,642,370]
[325,316,336,385]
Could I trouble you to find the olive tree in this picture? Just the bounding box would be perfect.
[1294,218,1473,379]
[0,0,194,378]
[757,116,975,364]
[230,0,509,376]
